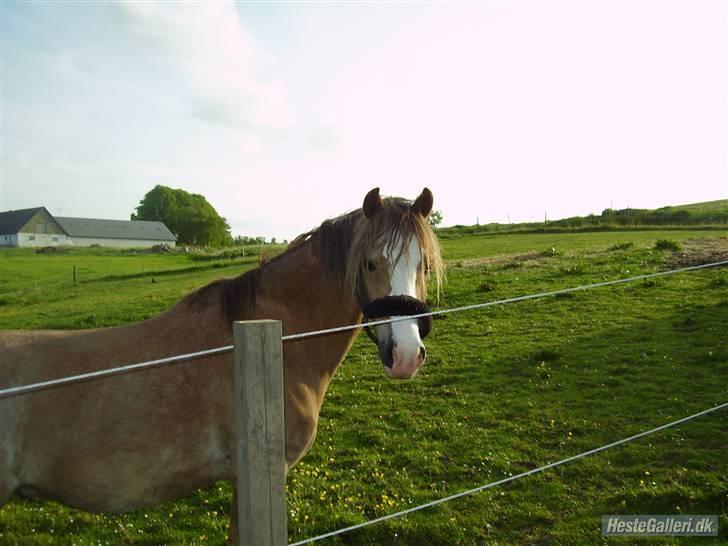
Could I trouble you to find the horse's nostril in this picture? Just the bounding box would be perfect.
[380,340,395,368]
[419,346,426,362]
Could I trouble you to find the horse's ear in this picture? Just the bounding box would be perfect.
[363,187,383,219]
[411,187,434,218]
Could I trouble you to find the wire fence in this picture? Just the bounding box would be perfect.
[0,271,72,298]
[288,401,728,546]
[0,259,253,298]
[1,259,726,400]
[0,271,69,287]
[0,344,235,400]
[0,258,726,543]
[283,259,728,341]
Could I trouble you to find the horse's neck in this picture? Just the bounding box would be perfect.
[255,241,362,408]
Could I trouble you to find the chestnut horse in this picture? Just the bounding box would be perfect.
[0,187,443,539]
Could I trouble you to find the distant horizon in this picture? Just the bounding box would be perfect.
[2,2,725,240]
[2,195,724,242]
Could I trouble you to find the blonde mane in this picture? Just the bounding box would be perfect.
[187,197,444,324]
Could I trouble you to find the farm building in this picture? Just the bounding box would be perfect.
[0,207,176,248]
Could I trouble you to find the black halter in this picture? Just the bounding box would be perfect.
[360,295,432,344]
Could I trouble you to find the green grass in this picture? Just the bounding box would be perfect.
[0,245,285,329]
[439,229,718,261]
[661,199,727,214]
[0,229,727,545]
[438,199,727,236]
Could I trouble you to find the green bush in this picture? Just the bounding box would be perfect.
[190,248,251,262]
[654,239,682,251]
[477,280,496,293]
[608,241,633,251]
[541,246,562,257]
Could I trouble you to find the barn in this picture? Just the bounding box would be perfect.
[0,207,177,249]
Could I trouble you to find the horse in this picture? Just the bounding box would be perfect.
[0,187,444,540]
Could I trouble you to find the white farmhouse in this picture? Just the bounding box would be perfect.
[0,207,177,248]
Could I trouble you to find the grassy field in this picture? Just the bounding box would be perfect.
[0,245,285,330]
[666,200,727,214]
[0,229,726,545]
[439,199,728,235]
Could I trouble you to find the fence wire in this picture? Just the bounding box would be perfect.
[0,272,71,297]
[1,259,726,400]
[288,401,728,545]
[1,258,726,543]
[282,259,728,341]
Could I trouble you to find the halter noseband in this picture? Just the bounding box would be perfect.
[361,295,432,344]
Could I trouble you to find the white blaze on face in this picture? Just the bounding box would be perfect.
[385,235,425,378]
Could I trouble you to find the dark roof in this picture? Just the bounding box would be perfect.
[0,207,50,234]
[0,207,176,242]
[55,217,177,241]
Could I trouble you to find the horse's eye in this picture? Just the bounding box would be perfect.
[366,260,378,273]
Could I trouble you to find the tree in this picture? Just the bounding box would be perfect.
[132,185,233,246]
[428,209,444,229]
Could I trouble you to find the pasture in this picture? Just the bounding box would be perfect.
[0,229,726,545]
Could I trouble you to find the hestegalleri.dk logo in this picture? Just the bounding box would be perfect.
[602,515,718,536]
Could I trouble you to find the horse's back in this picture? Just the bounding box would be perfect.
[1,328,75,367]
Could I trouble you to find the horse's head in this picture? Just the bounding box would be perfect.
[348,188,443,379]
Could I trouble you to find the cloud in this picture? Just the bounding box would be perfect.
[308,121,340,151]
[114,1,293,130]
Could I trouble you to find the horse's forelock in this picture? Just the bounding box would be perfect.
[343,198,443,303]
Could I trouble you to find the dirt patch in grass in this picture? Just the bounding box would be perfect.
[459,251,543,269]
[665,237,728,267]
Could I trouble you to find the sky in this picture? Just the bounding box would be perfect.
[1,1,726,241]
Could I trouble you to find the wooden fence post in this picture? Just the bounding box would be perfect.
[233,320,287,546]
[73,265,77,286]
